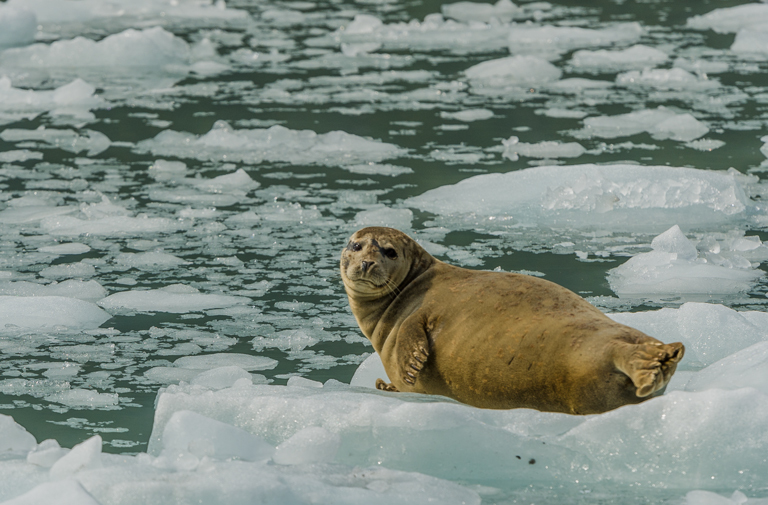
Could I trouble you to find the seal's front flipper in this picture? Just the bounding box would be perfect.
[399,339,429,386]
[615,342,685,397]
[375,378,399,392]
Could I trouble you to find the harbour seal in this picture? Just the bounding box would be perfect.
[340,226,685,415]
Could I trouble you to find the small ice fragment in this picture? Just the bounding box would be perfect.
[440,109,494,122]
[49,435,102,479]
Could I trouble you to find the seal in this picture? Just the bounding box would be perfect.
[340,226,685,415]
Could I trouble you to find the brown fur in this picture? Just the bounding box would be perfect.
[340,227,684,415]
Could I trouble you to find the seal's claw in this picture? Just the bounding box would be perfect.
[375,378,399,392]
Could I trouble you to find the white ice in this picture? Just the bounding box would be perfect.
[0,27,191,69]
[731,27,768,58]
[4,0,249,26]
[569,44,668,73]
[0,77,103,122]
[135,121,406,166]
[0,280,106,302]
[687,3,768,33]
[607,225,766,297]
[405,163,761,232]
[0,4,35,48]
[507,22,643,55]
[97,285,250,314]
[464,55,562,91]
[0,296,110,330]
[577,106,709,142]
[502,136,585,160]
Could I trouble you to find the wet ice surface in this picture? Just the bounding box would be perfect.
[1,0,768,503]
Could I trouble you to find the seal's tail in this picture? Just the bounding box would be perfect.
[615,341,685,398]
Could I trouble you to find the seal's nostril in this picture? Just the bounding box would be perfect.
[361,261,373,273]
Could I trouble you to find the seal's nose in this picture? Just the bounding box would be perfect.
[361,260,373,273]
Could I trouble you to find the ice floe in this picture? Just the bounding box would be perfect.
[97,284,250,314]
[569,44,668,73]
[576,107,709,142]
[135,121,406,166]
[607,225,766,298]
[405,163,762,233]
[507,22,644,56]
[0,296,110,330]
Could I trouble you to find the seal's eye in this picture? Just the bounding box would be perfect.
[348,241,362,252]
[382,247,398,259]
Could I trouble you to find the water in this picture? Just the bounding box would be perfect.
[1,0,768,503]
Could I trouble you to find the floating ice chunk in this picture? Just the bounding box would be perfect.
[685,490,768,505]
[556,387,768,488]
[341,163,413,176]
[0,127,110,155]
[190,366,253,390]
[273,426,340,465]
[0,414,37,455]
[579,106,708,142]
[0,27,189,69]
[405,164,756,232]
[5,0,248,26]
[442,0,518,23]
[0,4,36,48]
[143,367,200,385]
[686,139,725,151]
[0,77,103,120]
[98,285,249,313]
[465,55,562,89]
[251,329,319,352]
[616,68,717,90]
[182,168,259,193]
[148,159,189,181]
[349,352,389,388]
[354,207,413,229]
[569,44,668,72]
[115,251,189,271]
[174,353,278,372]
[0,296,110,330]
[135,121,406,166]
[687,4,768,33]
[548,77,613,93]
[39,262,96,280]
[507,22,643,55]
[501,136,585,160]
[607,226,765,297]
[685,341,768,395]
[440,108,494,122]
[0,149,43,162]
[609,302,768,367]
[49,435,101,479]
[731,26,768,57]
[160,410,274,464]
[44,389,118,409]
[38,243,91,255]
[322,12,514,55]
[339,14,383,56]
[0,204,77,224]
[286,376,323,388]
[1,480,100,505]
[41,215,184,237]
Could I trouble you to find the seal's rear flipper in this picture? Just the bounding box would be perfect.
[615,342,685,398]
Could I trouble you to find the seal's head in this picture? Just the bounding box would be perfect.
[340,227,432,300]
